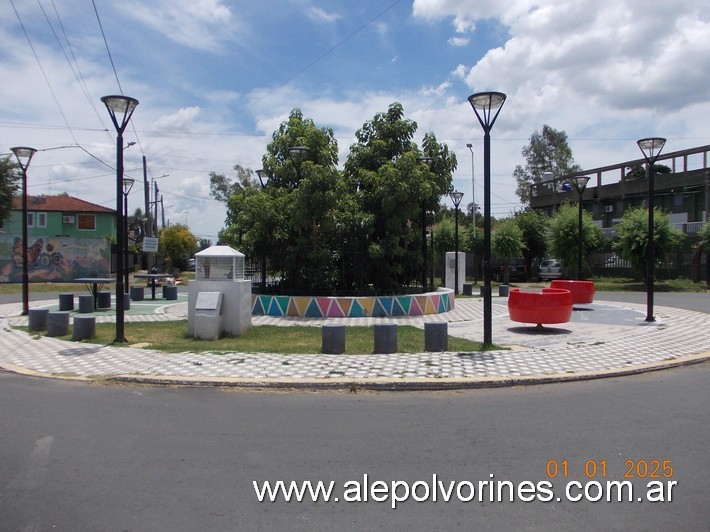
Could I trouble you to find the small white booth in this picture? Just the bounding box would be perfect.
[188,246,251,339]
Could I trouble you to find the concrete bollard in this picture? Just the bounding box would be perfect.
[163,285,178,300]
[462,283,473,296]
[46,312,70,337]
[97,291,112,309]
[78,294,94,314]
[373,323,398,354]
[321,324,346,354]
[424,322,448,352]
[498,284,509,297]
[58,293,74,311]
[130,286,144,301]
[28,308,49,332]
[72,316,96,341]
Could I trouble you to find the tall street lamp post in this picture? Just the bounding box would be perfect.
[468,91,506,347]
[122,177,135,290]
[256,169,271,290]
[10,146,37,316]
[102,95,139,343]
[450,190,464,295]
[466,143,477,283]
[418,156,434,290]
[637,137,666,322]
[569,175,590,280]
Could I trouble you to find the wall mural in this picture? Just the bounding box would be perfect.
[0,236,110,283]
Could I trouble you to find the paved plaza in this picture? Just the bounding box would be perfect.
[0,293,708,389]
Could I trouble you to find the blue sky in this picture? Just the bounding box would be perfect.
[2,0,709,243]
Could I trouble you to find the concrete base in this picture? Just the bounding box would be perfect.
[47,312,70,337]
[58,293,74,311]
[322,324,346,354]
[163,285,178,300]
[374,323,397,354]
[28,308,49,332]
[130,286,144,301]
[72,316,96,341]
[78,295,94,314]
[188,279,251,337]
[97,291,112,309]
[424,322,448,352]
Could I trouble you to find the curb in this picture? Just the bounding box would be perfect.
[4,353,708,392]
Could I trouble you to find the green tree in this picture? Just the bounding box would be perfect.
[548,203,605,278]
[492,220,525,284]
[0,155,20,222]
[513,125,581,205]
[344,103,456,292]
[209,164,258,203]
[612,207,686,280]
[625,163,672,180]
[159,224,198,272]
[514,209,548,271]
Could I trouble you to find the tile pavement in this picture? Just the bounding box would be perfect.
[0,295,708,389]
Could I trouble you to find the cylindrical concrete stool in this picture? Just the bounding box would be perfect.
[424,322,448,352]
[46,312,70,337]
[97,291,112,309]
[462,283,473,296]
[72,316,96,341]
[498,284,509,297]
[28,308,49,332]
[374,323,398,354]
[58,293,74,311]
[130,286,144,301]
[322,324,346,354]
[78,294,94,314]
[163,285,178,300]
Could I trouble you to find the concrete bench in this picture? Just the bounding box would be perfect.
[424,322,448,352]
[78,294,94,314]
[508,287,573,327]
[374,323,397,354]
[322,324,346,354]
[550,280,595,305]
[46,311,70,337]
[28,308,49,332]
[72,316,96,341]
[130,286,144,301]
[97,291,112,309]
[58,293,74,311]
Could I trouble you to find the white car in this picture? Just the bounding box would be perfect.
[538,259,563,281]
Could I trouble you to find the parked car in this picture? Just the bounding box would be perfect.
[187,258,196,271]
[537,259,563,281]
[498,258,528,282]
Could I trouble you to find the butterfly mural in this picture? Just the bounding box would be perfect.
[12,237,43,269]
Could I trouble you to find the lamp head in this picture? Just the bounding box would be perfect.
[417,156,434,168]
[468,91,507,130]
[101,95,139,133]
[451,190,464,207]
[256,169,270,188]
[122,177,135,195]
[637,137,666,163]
[570,175,590,194]
[288,146,311,164]
[10,146,37,171]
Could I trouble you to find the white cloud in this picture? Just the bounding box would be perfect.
[448,36,469,47]
[154,107,202,132]
[306,6,341,24]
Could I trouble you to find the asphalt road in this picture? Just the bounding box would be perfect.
[1,364,708,531]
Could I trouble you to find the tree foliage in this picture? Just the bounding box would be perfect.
[159,224,198,271]
[612,207,686,280]
[548,203,605,278]
[514,209,548,270]
[491,220,525,284]
[0,155,20,223]
[513,125,581,205]
[209,164,259,203]
[624,163,671,180]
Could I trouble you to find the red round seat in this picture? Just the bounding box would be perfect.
[508,287,573,326]
[550,280,595,304]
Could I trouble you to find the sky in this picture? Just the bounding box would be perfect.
[2,0,709,245]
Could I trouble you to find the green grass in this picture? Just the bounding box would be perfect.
[48,321,490,354]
